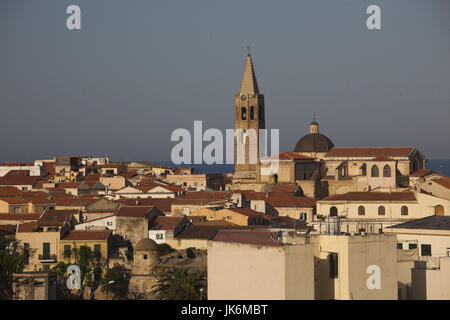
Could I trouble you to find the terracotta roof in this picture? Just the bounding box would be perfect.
[370,156,395,162]
[269,184,300,194]
[117,206,154,217]
[38,209,77,226]
[263,152,315,161]
[183,191,233,201]
[0,197,28,204]
[0,186,24,196]
[226,207,264,217]
[149,216,184,230]
[61,230,112,241]
[410,169,434,178]
[432,178,450,190]
[0,224,16,234]
[0,162,35,167]
[321,191,417,202]
[267,195,316,207]
[0,174,42,186]
[325,147,415,158]
[17,221,38,233]
[239,191,316,207]
[213,230,282,247]
[193,220,238,227]
[118,198,172,213]
[0,213,40,221]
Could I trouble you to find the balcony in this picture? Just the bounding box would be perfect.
[38,254,57,262]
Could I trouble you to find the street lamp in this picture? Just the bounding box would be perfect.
[199,288,204,300]
[104,280,115,300]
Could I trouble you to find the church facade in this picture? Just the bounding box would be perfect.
[231,54,427,199]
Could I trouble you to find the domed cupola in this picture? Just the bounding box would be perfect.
[293,118,334,153]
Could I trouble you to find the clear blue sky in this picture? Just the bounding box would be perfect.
[0,0,449,162]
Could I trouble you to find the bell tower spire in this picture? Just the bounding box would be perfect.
[240,52,259,95]
[233,51,266,183]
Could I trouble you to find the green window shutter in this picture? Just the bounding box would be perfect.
[94,244,101,258]
[43,242,50,259]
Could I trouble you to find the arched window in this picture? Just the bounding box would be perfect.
[358,206,365,216]
[371,165,379,177]
[401,206,408,216]
[383,165,391,177]
[241,107,247,120]
[250,107,255,120]
[330,206,338,217]
[435,205,444,216]
[378,206,385,216]
[361,163,367,176]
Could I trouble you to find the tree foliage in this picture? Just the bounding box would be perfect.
[101,264,131,300]
[0,234,27,300]
[151,267,206,300]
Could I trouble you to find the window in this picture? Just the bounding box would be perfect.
[64,245,71,258]
[397,243,403,250]
[378,206,385,216]
[43,265,50,272]
[43,242,50,259]
[156,233,163,240]
[383,165,391,177]
[143,254,148,260]
[94,244,101,258]
[250,107,255,120]
[371,165,379,177]
[358,206,365,216]
[227,216,232,220]
[409,243,417,250]
[14,207,21,213]
[329,253,338,279]
[241,107,247,120]
[421,244,432,256]
[361,163,367,176]
[330,206,338,217]
[24,243,30,265]
[107,221,112,226]
[401,206,408,216]
[435,205,444,216]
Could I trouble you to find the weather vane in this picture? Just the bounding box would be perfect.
[247,45,251,55]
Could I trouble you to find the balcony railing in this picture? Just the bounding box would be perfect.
[38,254,57,261]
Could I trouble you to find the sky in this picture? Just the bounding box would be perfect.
[0,0,449,163]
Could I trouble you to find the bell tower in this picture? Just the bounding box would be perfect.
[233,53,266,182]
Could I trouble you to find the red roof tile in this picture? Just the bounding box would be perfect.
[149,216,184,230]
[325,147,415,158]
[320,191,416,202]
[61,230,112,241]
[17,222,38,233]
[0,224,16,234]
[432,178,450,190]
[117,206,154,217]
[213,230,282,247]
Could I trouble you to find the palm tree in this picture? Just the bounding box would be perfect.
[151,267,206,300]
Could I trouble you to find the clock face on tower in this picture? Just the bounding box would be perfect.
[240,95,247,101]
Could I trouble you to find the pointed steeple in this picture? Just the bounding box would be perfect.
[240,54,259,94]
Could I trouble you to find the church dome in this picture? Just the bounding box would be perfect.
[293,133,334,153]
[135,238,158,251]
[293,119,334,153]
